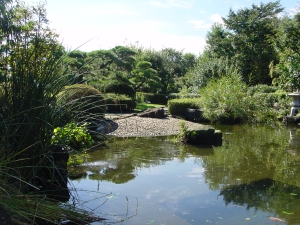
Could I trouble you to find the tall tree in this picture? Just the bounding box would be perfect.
[219,1,283,85]
[271,12,300,91]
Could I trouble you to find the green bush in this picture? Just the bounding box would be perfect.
[136,92,168,104]
[57,84,105,122]
[104,81,136,98]
[104,93,136,112]
[247,84,278,95]
[168,93,200,100]
[168,98,201,116]
[51,122,93,151]
[199,75,252,124]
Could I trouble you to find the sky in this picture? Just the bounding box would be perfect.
[24,0,299,55]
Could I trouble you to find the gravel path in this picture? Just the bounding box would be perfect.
[107,115,207,137]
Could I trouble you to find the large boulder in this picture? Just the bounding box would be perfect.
[138,108,165,118]
[185,125,222,146]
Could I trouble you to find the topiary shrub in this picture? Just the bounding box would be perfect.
[57,84,105,123]
[104,93,136,112]
[168,98,201,117]
[104,81,136,99]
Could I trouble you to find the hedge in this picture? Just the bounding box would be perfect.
[136,92,168,104]
[168,98,201,116]
[103,93,136,112]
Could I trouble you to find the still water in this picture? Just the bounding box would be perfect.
[69,125,300,225]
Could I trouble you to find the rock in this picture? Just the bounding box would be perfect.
[138,108,165,118]
[185,125,222,146]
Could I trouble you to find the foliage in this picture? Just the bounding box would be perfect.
[168,92,200,99]
[0,0,71,182]
[226,1,283,84]
[130,61,160,92]
[271,12,300,91]
[57,84,105,122]
[51,122,93,150]
[103,81,136,98]
[136,92,169,104]
[131,46,196,94]
[103,93,136,111]
[167,98,201,116]
[176,120,189,144]
[247,84,279,95]
[135,103,165,112]
[204,1,283,85]
[199,75,254,124]
[0,0,105,223]
[178,55,240,93]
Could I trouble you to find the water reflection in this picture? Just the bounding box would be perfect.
[69,125,300,224]
[220,178,300,224]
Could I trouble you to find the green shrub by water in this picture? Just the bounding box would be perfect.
[168,98,201,116]
[199,75,254,123]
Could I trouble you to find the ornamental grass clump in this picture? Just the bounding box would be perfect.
[0,0,105,223]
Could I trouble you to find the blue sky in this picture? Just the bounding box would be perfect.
[24,0,299,55]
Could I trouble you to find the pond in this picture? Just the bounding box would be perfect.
[69,124,300,225]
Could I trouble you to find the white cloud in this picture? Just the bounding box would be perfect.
[210,14,224,24]
[149,0,193,8]
[188,20,212,29]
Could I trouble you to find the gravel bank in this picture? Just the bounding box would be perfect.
[107,115,207,137]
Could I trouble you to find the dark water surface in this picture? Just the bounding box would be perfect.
[69,125,300,224]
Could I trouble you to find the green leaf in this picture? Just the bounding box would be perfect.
[282,211,294,215]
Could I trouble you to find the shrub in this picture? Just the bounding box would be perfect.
[247,84,278,96]
[51,122,93,151]
[168,93,200,100]
[199,75,251,124]
[104,93,136,112]
[168,98,201,116]
[104,81,136,98]
[57,84,105,122]
[136,92,168,104]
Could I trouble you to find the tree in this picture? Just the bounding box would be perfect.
[205,23,234,59]
[271,12,300,91]
[216,1,284,85]
[130,61,159,91]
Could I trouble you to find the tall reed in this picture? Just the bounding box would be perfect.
[0,1,104,223]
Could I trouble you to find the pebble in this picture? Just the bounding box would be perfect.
[107,116,206,137]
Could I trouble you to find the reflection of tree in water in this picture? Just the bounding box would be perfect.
[220,178,300,224]
[78,136,186,184]
[79,136,215,184]
[200,125,300,190]
[88,158,136,184]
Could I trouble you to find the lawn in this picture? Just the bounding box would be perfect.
[135,103,165,112]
